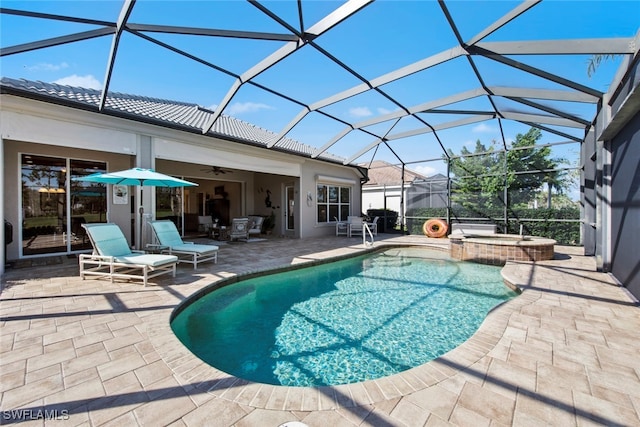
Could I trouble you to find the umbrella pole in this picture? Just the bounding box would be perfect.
[138,205,144,250]
[137,186,144,250]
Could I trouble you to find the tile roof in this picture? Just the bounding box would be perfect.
[0,77,346,164]
[361,160,433,186]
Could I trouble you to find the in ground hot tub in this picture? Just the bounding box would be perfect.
[449,233,555,265]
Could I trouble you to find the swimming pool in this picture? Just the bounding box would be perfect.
[171,247,518,387]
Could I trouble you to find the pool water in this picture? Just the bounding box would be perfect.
[171,247,518,387]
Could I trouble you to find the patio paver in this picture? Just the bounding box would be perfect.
[1,234,639,426]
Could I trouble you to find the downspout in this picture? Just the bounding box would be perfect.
[357,165,369,219]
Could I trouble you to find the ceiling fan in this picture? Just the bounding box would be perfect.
[201,166,233,175]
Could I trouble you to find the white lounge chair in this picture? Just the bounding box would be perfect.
[148,220,219,269]
[80,223,178,286]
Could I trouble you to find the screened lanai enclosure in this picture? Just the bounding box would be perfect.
[1,1,639,295]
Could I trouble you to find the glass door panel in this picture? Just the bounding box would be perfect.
[70,160,107,251]
[286,186,294,230]
[21,155,67,255]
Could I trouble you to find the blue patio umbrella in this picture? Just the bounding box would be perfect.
[73,168,198,248]
[74,167,198,188]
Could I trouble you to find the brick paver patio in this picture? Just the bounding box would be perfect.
[1,234,639,426]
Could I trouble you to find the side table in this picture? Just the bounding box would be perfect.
[211,227,231,241]
[144,244,170,254]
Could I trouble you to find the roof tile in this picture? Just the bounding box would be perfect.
[1,77,345,164]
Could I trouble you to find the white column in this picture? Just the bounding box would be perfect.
[135,135,154,249]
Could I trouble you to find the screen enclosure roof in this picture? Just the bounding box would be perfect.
[1,0,639,174]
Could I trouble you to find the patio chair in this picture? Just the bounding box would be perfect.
[248,215,264,237]
[229,217,250,241]
[348,216,364,237]
[80,223,178,287]
[148,220,218,269]
[367,216,379,236]
[335,217,348,236]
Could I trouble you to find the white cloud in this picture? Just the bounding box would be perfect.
[377,107,392,115]
[53,74,102,89]
[26,62,69,72]
[413,165,439,176]
[228,102,273,115]
[472,123,494,133]
[349,106,372,118]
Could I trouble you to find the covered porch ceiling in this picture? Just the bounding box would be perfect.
[1,0,638,174]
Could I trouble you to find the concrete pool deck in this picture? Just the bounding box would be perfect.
[1,234,639,426]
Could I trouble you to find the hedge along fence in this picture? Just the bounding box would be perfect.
[405,207,581,245]
[366,209,399,233]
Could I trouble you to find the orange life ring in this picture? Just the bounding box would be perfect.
[423,219,448,238]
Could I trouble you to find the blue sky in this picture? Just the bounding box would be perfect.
[1,1,638,179]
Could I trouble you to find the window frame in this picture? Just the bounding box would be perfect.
[316,182,352,224]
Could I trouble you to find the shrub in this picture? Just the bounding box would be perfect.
[405,206,580,245]
[366,209,399,232]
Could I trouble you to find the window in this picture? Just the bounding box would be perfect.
[316,184,350,223]
[21,154,106,256]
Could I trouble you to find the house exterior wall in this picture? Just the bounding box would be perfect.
[1,93,363,267]
[248,172,294,238]
[300,161,364,238]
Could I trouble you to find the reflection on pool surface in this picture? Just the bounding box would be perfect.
[171,247,518,387]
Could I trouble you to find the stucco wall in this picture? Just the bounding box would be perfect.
[300,161,364,238]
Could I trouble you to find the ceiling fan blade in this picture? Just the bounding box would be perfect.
[200,166,232,175]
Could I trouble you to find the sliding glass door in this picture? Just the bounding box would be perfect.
[21,154,106,256]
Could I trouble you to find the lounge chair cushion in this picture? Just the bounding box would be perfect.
[85,223,134,257]
[114,254,179,267]
[150,220,185,247]
[169,243,219,254]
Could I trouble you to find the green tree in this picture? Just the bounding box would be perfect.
[448,140,503,209]
[447,128,569,209]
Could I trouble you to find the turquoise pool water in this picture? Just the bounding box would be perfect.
[171,247,518,387]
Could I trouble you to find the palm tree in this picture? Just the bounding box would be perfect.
[587,54,620,77]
